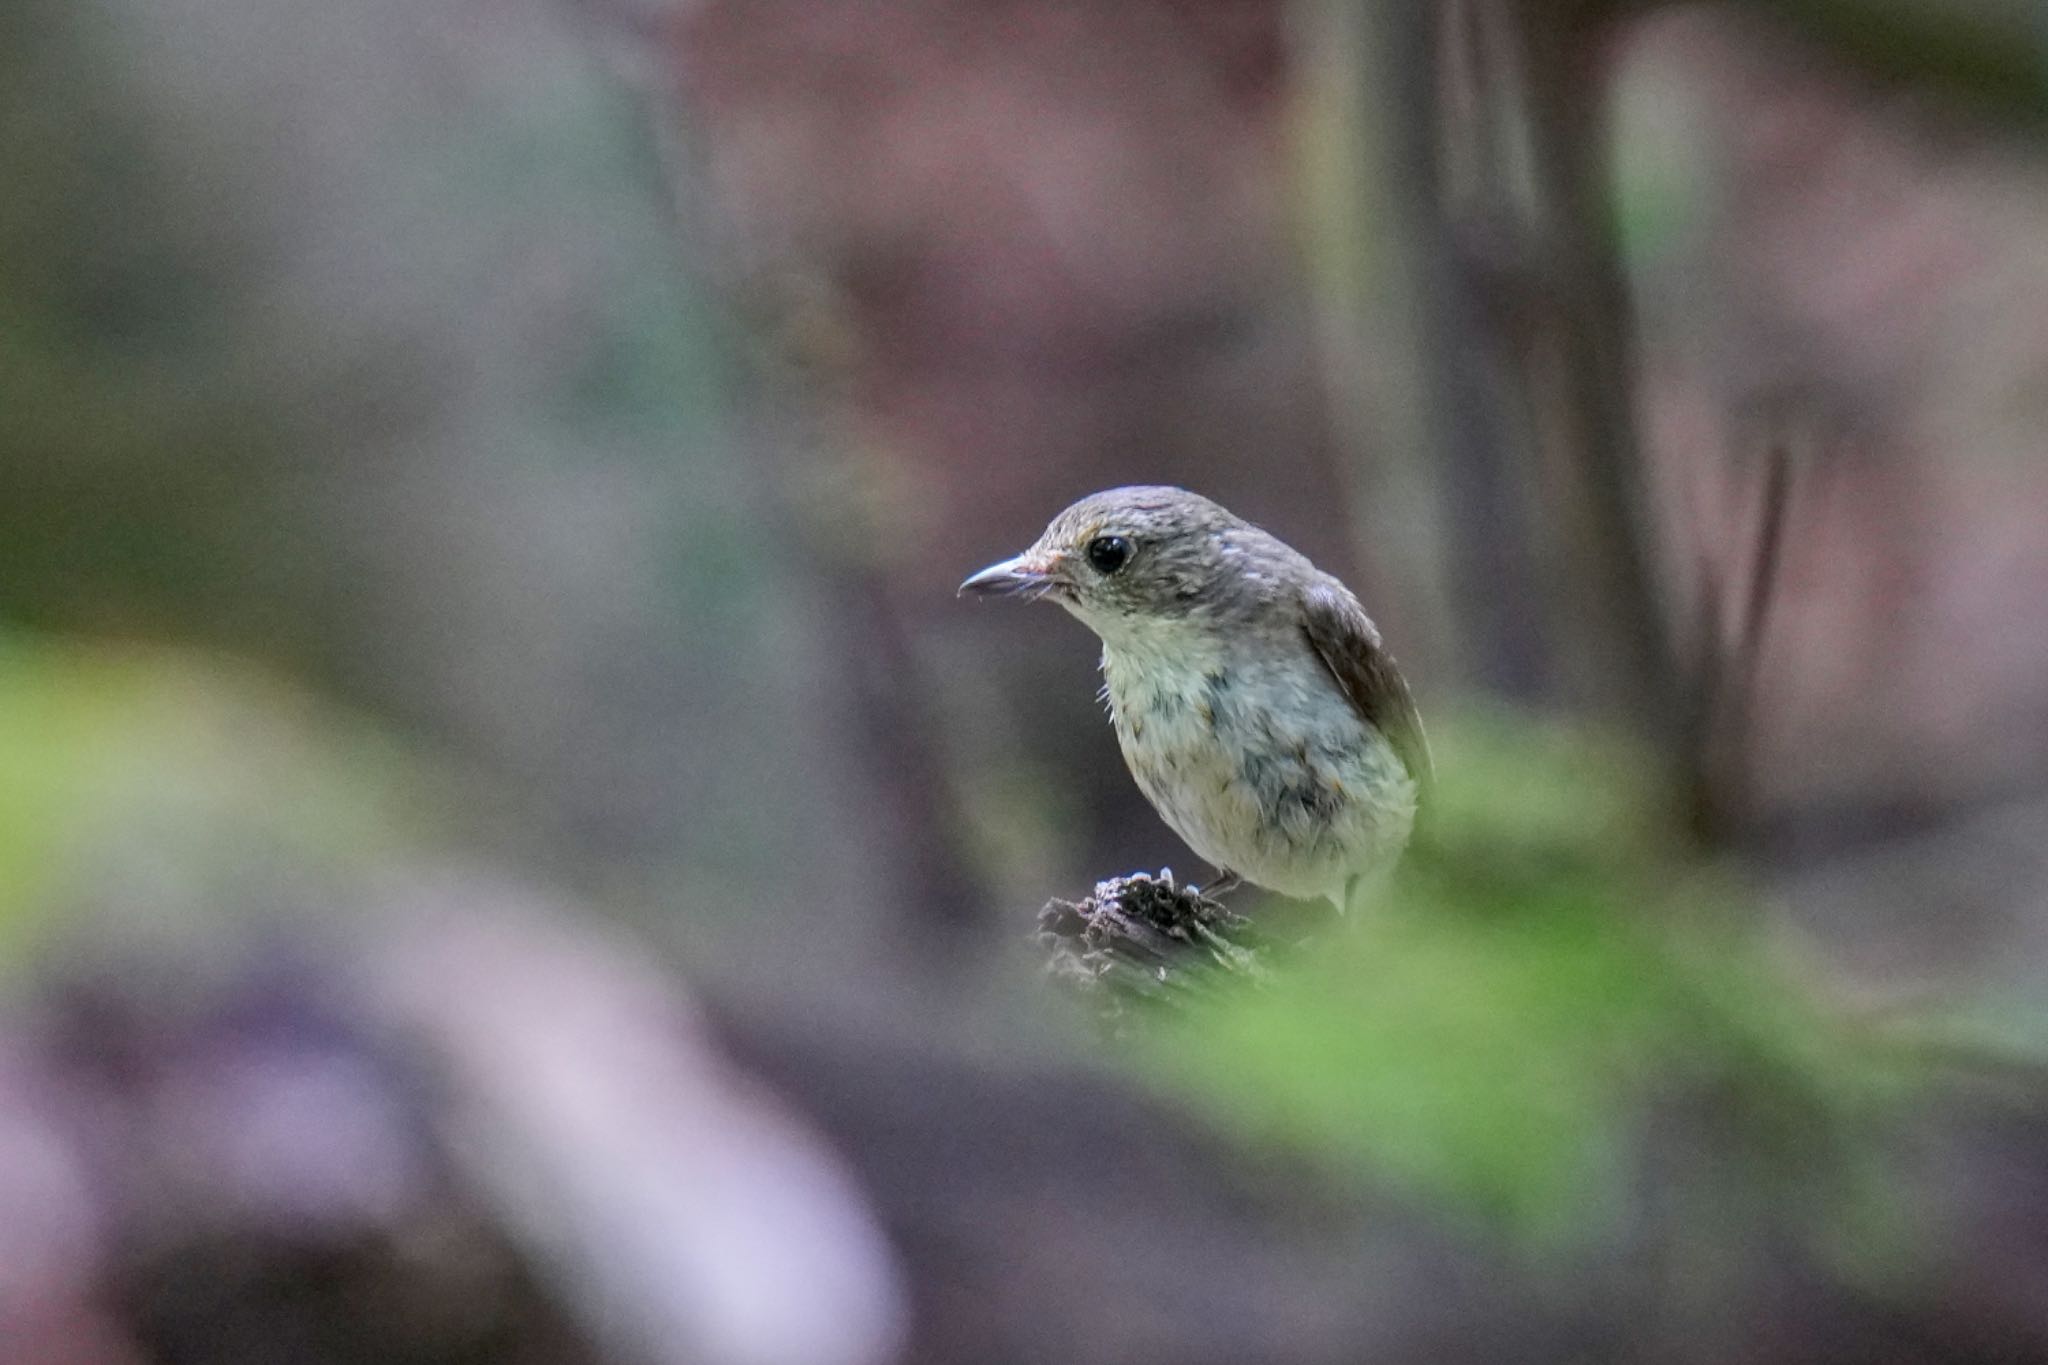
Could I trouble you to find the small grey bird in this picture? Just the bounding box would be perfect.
[961,486,1429,911]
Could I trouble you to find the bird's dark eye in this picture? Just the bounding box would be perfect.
[1085,535,1132,575]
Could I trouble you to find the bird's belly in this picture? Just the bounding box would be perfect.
[1105,654,1414,904]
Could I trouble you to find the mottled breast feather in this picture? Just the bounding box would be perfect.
[1297,579,1433,808]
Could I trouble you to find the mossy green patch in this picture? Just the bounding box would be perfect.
[0,631,438,960]
[1139,706,1926,1254]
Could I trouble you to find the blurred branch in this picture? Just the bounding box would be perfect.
[1335,0,2039,803]
[1683,431,1796,843]
[1349,0,1680,734]
[1319,0,1552,700]
[1488,0,1680,737]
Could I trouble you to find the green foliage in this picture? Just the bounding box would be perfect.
[0,631,440,962]
[1141,707,1924,1252]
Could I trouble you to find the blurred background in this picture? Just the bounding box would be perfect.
[5,0,2048,1360]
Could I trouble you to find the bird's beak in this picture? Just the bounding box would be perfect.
[958,553,1053,599]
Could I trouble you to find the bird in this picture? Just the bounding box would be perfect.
[960,485,1429,912]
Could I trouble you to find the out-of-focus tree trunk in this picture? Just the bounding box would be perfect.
[1315,0,1679,741]
[1494,0,1679,734]
[1305,0,1551,702]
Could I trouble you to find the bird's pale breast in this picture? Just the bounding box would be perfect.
[1099,622,1415,906]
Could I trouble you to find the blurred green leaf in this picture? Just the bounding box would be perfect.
[1139,707,1924,1251]
[0,631,442,958]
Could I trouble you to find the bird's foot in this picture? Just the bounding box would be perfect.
[1189,868,1243,901]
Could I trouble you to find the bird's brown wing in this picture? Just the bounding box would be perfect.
[1298,580,1433,803]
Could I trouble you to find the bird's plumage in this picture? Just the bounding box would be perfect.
[962,485,1426,909]
[1297,578,1434,810]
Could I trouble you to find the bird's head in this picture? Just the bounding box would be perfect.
[960,486,1298,638]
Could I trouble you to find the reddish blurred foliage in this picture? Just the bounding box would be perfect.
[666,0,1348,566]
